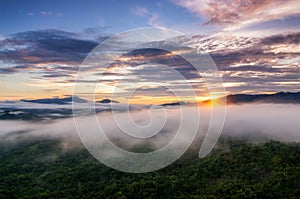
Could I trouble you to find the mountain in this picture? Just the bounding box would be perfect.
[0,110,41,120]
[21,96,87,104]
[203,92,300,105]
[96,99,119,103]
[20,97,119,104]
[160,101,185,106]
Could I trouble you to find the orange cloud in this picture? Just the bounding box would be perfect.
[173,0,300,30]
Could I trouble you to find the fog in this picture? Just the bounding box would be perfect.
[222,104,300,142]
[0,104,300,153]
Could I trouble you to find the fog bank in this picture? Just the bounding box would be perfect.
[0,104,299,152]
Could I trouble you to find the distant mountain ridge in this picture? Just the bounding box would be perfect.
[0,110,41,120]
[160,101,185,106]
[204,92,300,105]
[97,99,119,103]
[17,92,300,106]
[21,96,87,104]
[1,92,299,121]
[20,97,120,105]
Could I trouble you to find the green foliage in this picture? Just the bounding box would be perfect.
[0,140,299,198]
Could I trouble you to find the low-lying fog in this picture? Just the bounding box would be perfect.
[1,104,300,152]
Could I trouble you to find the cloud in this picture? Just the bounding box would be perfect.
[148,13,160,27]
[82,25,111,41]
[83,27,105,35]
[74,31,300,95]
[41,11,52,16]
[27,11,62,17]
[0,29,98,75]
[189,32,300,92]
[130,6,161,27]
[0,65,31,74]
[173,0,300,30]
[42,73,72,78]
[1,28,299,95]
[0,68,17,74]
[131,6,149,17]
[222,104,300,142]
[260,32,300,45]
[0,104,299,155]
[96,48,202,100]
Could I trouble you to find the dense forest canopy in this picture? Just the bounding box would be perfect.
[0,139,299,199]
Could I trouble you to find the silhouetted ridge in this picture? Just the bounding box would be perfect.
[96,99,119,103]
[21,96,87,104]
[203,92,300,104]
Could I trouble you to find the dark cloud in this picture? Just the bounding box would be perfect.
[87,32,300,94]
[108,48,199,80]
[100,72,123,76]
[0,65,31,74]
[260,32,300,45]
[221,65,300,74]
[83,27,104,35]
[194,32,300,92]
[83,26,111,37]
[1,28,300,94]
[42,73,71,78]
[0,68,17,74]
[0,29,99,74]
[130,86,175,97]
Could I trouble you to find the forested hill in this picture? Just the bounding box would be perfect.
[202,92,300,105]
[0,140,299,198]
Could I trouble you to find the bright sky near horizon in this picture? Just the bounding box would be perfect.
[1,0,300,103]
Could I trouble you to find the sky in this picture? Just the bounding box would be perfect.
[0,0,300,103]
